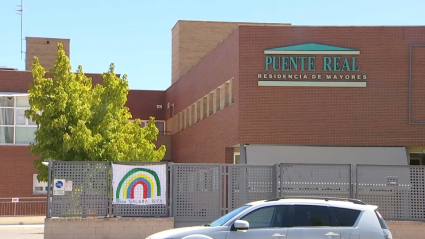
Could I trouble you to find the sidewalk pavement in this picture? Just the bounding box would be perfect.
[0,224,44,239]
[0,216,45,225]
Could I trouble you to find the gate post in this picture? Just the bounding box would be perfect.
[273,164,279,198]
[168,162,173,217]
[349,164,353,199]
[46,159,52,218]
[108,162,113,217]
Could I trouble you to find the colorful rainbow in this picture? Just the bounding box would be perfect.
[116,168,161,199]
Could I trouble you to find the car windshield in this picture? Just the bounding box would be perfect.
[209,205,251,227]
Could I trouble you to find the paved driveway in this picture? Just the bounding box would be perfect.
[0,225,44,239]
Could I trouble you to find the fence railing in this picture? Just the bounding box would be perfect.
[0,197,46,216]
[44,161,425,223]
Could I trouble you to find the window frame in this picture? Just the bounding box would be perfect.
[0,94,37,145]
[233,152,241,164]
[33,174,48,194]
[139,120,166,135]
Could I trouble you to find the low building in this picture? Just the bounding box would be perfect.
[1,20,425,199]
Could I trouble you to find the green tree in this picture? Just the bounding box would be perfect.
[26,43,166,181]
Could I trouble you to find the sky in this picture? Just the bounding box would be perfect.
[1,0,424,90]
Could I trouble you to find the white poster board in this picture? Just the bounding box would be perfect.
[112,164,167,205]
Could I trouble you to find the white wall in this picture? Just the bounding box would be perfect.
[246,145,408,165]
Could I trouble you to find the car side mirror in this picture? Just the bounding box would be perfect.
[234,220,249,230]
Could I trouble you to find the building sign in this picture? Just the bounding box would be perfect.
[112,164,167,205]
[258,43,367,87]
[64,180,73,192]
[53,179,65,196]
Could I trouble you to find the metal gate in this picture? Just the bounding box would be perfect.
[171,163,351,227]
[49,161,109,217]
[357,165,425,221]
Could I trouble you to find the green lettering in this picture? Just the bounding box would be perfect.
[341,57,351,71]
[323,57,332,71]
[308,57,315,71]
[282,57,290,71]
[290,57,298,71]
[272,57,280,71]
[352,57,360,71]
[299,57,307,71]
[333,57,341,71]
[265,56,272,70]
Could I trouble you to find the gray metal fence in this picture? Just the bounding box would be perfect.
[172,164,221,227]
[50,161,109,217]
[0,197,46,216]
[356,165,425,221]
[279,164,352,198]
[46,161,425,223]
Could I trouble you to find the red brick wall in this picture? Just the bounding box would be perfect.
[238,26,425,146]
[411,45,425,123]
[165,29,240,163]
[127,90,165,120]
[0,146,38,197]
[0,70,105,92]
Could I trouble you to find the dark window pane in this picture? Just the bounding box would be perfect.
[241,206,291,229]
[271,205,292,227]
[155,122,165,134]
[241,206,276,228]
[293,205,332,227]
[331,207,361,227]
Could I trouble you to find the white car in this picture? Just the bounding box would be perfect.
[146,196,392,239]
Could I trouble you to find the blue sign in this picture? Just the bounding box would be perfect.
[55,181,63,188]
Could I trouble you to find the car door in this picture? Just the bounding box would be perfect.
[226,205,290,239]
[286,205,340,239]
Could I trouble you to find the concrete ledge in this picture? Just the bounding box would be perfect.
[0,216,45,225]
[44,217,174,239]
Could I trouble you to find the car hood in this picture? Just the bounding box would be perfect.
[147,225,225,239]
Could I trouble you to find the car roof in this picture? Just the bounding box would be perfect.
[246,198,378,210]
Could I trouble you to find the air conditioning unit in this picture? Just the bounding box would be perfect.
[157,105,163,109]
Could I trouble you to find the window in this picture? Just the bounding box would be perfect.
[139,120,166,135]
[0,95,37,144]
[293,205,335,227]
[234,152,241,164]
[210,205,251,227]
[33,174,48,194]
[240,205,291,229]
[331,207,361,227]
[169,104,174,118]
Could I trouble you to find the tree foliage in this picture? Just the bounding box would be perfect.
[26,43,166,181]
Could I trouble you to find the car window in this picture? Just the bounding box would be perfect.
[210,205,251,226]
[293,205,334,227]
[331,207,361,227]
[240,205,290,229]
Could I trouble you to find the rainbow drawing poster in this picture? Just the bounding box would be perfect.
[112,163,167,205]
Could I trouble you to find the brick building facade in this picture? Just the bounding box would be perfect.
[1,20,425,198]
